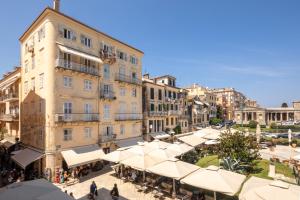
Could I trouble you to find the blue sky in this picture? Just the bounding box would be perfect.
[0,0,299,107]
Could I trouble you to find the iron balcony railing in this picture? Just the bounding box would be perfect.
[56,59,100,76]
[0,93,19,102]
[99,133,117,143]
[99,90,116,100]
[168,110,181,115]
[115,73,142,85]
[115,113,143,121]
[148,111,168,117]
[0,113,19,121]
[54,113,99,123]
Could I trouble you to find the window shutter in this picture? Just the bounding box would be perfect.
[124,53,128,61]
[58,25,64,38]
[100,41,104,50]
[71,31,76,41]
[80,35,85,44]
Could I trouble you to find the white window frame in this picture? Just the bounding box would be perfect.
[104,104,110,120]
[63,76,72,88]
[84,127,92,139]
[39,73,44,89]
[84,79,92,91]
[132,88,137,97]
[63,129,72,141]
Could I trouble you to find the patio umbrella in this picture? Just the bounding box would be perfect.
[239,176,300,200]
[121,154,165,171]
[181,165,246,200]
[102,148,135,163]
[148,148,177,160]
[126,143,155,155]
[165,142,194,156]
[256,124,261,144]
[202,128,221,140]
[144,139,171,150]
[178,135,206,147]
[147,158,200,197]
[288,129,292,144]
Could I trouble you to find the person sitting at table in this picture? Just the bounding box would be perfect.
[131,170,137,182]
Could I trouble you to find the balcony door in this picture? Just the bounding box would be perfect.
[84,103,92,121]
[119,66,126,78]
[63,53,71,69]
[63,102,72,121]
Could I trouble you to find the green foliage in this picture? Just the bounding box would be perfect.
[270,122,277,129]
[173,125,182,135]
[181,150,199,164]
[209,117,222,125]
[292,139,298,144]
[249,120,258,129]
[216,105,224,120]
[196,155,219,168]
[221,157,246,173]
[218,130,260,172]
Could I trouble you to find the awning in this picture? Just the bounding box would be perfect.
[150,132,170,140]
[58,44,103,63]
[0,138,16,149]
[61,144,104,168]
[11,148,44,169]
[0,73,20,91]
[116,136,144,148]
[194,100,203,105]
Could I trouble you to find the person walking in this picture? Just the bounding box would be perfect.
[89,181,97,199]
[110,183,119,200]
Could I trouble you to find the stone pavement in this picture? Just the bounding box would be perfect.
[259,145,297,161]
[56,167,172,200]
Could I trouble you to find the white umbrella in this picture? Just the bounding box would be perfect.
[102,149,135,163]
[126,143,155,155]
[181,165,246,200]
[178,135,206,147]
[205,140,220,145]
[148,148,177,160]
[239,176,300,200]
[256,124,261,144]
[165,142,194,156]
[120,154,165,171]
[292,154,300,160]
[288,129,292,144]
[144,139,170,150]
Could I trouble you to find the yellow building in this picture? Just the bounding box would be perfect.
[0,67,21,147]
[142,74,189,140]
[19,6,143,178]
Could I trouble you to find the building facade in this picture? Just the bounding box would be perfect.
[234,101,300,125]
[209,87,246,120]
[19,7,143,177]
[0,67,21,142]
[142,74,189,140]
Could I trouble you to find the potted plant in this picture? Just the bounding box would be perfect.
[291,139,298,148]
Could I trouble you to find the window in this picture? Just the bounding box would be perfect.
[173,92,176,99]
[158,104,162,111]
[63,76,72,87]
[132,102,137,113]
[150,104,155,111]
[25,62,29,73]
[158,89,162,100]
[39,73,44,89]
[84,80,92,90]
[31,77,35,90]
[150,88,154,99]
[104,105,110,119]
[130,55,138,65]
[63,102,72,120]
[117,50,127,61]
[63,53,71,68]
[63,28,72,39]
[120,88,126,96]
[84,127,92,139]
[166,118,169,126]
[132,88,137,97]
[120,125,125,135]
[103,64,110,80]
[105,126,113,136]
[63,129,72,141]
[119,65,126,75]
[84,104,92,114]
[81,35,92,48]
[24,81,28,94]
[171,118,174,125]
[38,26,45,42]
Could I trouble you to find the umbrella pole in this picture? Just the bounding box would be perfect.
[214,191,216,200]
[172,179,176,198]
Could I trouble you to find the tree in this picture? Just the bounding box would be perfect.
[216,105,224,120]
[281,102,288,108]
[248,120,258,129]
[210,117,222,125]
[173,125,182,135]
[218,130,260,172]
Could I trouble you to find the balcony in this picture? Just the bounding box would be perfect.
[168,110,181,115]
[99,90,116,100]
[148,111,168,117]
[99,49,116,65]
[54,113,99,123]
[55,59,100,77]
[99,133,117,143]
[0,113,19,122]
[115,113,143,121]
[0,93,19,103]
[115,73,142,86]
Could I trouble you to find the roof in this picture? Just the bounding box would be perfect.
[0,67,20,82]
[19,7,143,54]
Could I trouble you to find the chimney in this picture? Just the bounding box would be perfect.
[53,0,60,12]
[143,73,150,79]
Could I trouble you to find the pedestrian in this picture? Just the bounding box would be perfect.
[69,192,74,198]
[89,181,97,199]
[110,183,119,200]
